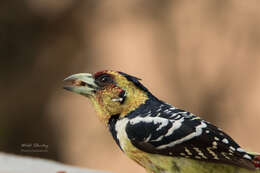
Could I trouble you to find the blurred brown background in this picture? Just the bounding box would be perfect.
[0,0,260,173]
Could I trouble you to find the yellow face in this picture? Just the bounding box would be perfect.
[64,70,149,125]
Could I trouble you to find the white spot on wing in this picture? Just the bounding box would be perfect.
[221,152,230,160]
[229,146,235,151]
[185,147,193,156]
[207,147,219,160]
[195,156,201,159]
[237,148,245,152]
[212,141,218,146]
[170,113,181,119]
[222,138,229,144]
[212,141,218,149]
[193,147,207,159]
[243,154,252,160]
[164,109,171,114]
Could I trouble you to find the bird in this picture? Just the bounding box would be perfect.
[63,70,260,173]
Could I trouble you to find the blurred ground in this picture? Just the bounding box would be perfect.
[0,1,260,173]
[0,152,107,173]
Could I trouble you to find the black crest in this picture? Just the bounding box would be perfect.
[118,71,150,93]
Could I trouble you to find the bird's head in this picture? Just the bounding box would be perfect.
[64,70,151,124]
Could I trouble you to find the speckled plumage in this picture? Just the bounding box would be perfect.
[64,70,260,173]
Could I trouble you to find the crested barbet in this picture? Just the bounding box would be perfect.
[64,70,260,173]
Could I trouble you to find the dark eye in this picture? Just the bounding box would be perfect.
[95,74,113,87]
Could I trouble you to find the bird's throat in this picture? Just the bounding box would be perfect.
[89,83,149,125]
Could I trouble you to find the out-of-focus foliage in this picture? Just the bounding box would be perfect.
[0,1,260,173]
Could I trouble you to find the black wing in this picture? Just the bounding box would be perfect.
[125,109,256,169]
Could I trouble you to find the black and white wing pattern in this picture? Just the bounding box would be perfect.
[125,103,256,169]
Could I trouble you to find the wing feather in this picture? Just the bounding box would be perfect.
[125,110,256,169]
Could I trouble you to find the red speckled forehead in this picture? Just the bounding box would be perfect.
[93,70,110,78]
[93,70,120,79]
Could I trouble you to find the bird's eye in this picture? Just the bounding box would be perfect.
[95,74,113,87]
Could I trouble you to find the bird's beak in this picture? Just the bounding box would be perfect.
[63,73,98,96]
